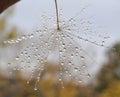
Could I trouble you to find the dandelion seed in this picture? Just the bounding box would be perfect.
[4,0,112,88]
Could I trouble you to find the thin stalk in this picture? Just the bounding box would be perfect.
[54,0,60,30]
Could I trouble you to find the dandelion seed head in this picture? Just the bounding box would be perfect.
[4,8,112,88]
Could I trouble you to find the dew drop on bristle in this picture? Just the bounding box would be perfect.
[34,87,37,91]
[15,56,19,60]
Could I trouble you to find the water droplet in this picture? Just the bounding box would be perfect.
[19,38,23,41]
[61,62,64,66]
[27,56,31,60]
[15,40,19,43]
[56,37,59,40]
[75,47,79,51]
[87,73,91,78]
[7,63,11,67]
[68,61,72,65]
[21,60,24,64]
[82,64,86,68]
[102,41,105,43]
[15,56,19,60]
[71,54,74,58]
[63,56,65,59]
[29,34,34,38]
[41,60,44,63]
[31,42,34,47]
[59,78,62,81]
[32,70,34,73]
[25,52,28,55]
[45,42,48,45]
[62,43,65,47]
[74,67,78,72]
[80,56,85,60]
[34,87,37,91]
[75,52,79,56]
[22,35,26,40]
[20,52,23,56]
[59,50,63,54]
[63,47,66,51]
[27,81,29,84]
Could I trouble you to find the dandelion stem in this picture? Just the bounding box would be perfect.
[54,0,60,30]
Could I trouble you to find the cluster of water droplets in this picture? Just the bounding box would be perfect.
[4,10,111,90]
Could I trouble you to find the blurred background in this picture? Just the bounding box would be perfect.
[0,0,120,97]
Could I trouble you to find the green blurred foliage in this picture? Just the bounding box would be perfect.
[95,43,120,93]
[92,42,120,97]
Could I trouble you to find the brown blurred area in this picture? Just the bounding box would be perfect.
[0,71,95,97]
